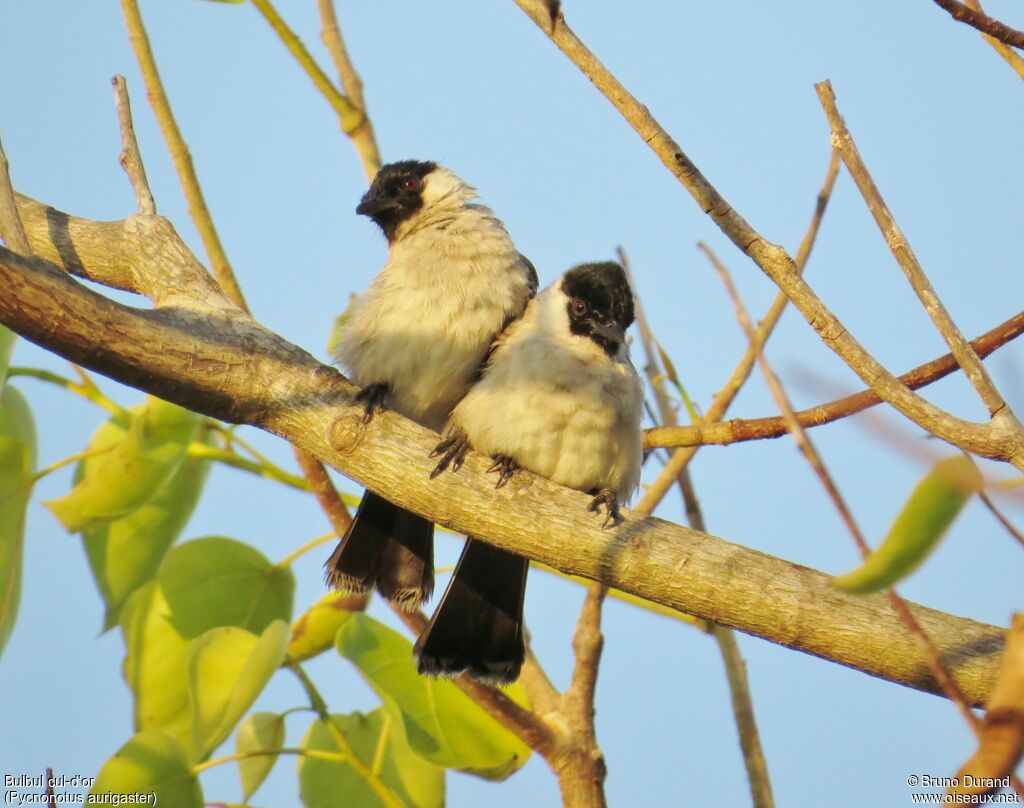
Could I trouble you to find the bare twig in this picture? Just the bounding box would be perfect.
[512,0,1024,471]
[712,625,775,808]
[979,491,1024,549]
[627,250,774,808]
[645,310,1024,449]
[294,448,352,534]
[119,0,248,311]
[964,0,1024,80]
[111,75,155,215]
[816,80,1012,421]
[315,0,381,180]
[931,0,1024,50]
[705,243,1024,797]
[249,0,367,143]
[635,149,841,509]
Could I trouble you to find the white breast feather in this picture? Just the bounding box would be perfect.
[335,196,533,431]
[451,288,644,501]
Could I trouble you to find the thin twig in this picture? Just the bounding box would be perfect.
[119,0,248,311]
[931,0,1024,49]
[111,75,155,215]
[963,0,1024,80]
[645,310,1024,449]
[979,491,1024,549]
[704,244,1024,797]
[626,250,774,808]
[816,80,1011,420]
[7,366,127,417]
[249,0,362,137]
[711,625,775,808]
[513,0,1024,471]
[315,0,381,180]
[634,149,840,510]
[295,448,353,534]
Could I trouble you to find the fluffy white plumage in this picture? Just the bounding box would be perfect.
[335,167,536,430]
[449,280,644,500]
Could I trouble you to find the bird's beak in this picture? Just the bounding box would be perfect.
[356,195,399,217]
[591,322,626,347]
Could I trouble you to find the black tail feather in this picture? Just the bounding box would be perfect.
[414,538,527,684]
[324,490,434,611]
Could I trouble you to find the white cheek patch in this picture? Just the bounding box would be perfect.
[421,167,477,209]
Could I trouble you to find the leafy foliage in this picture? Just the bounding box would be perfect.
[0,383,35,659]
[337,613,532,780]
[299,709,444,808]
[91,730,203,807]
[833,456,983,594]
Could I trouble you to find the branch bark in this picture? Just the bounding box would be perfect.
[0,196,1008,707]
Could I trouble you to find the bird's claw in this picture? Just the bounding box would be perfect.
[354,382,389,424]
[587,488,622,529]
[487,455,521,489]
[430,429,471,478]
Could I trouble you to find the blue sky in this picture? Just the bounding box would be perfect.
[1,1,1022,805]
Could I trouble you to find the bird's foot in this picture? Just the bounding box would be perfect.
[487,455,521,489]
[430,428,472,478]
[354,382,390,424]
[587,488,622,529]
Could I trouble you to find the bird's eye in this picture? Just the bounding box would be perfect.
[401,176,420,192]
[570,298,588,318]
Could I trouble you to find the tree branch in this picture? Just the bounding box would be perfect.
[0,199,1008,707]
[644,310,1024,449]
[931,0,1024,50]
[963,0,1024,80]
[120,0,247,311]
[816,80,1012,421]
[512,0,1024,471]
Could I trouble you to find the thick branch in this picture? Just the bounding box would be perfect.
[0,205,1007,707]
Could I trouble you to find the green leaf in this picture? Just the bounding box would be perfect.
[0,385,36,659]
[834,455,983,594]
[0,326,15,383]
[84,429,213,631]
[299,709,444,808]
[189,621,289,760]
[120,539,294,758]
[336,614,531,780]
[286,590,361,663]
[45,398,200,532]
[91,730,202,807]
[236,712,285,800]
[160,536,295,637]
[121,582,194,749]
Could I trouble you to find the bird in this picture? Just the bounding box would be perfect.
[416,260,644,683]
[325,160,537,611]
